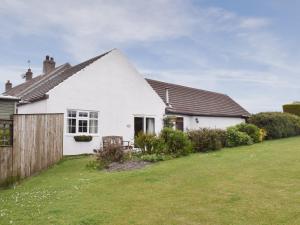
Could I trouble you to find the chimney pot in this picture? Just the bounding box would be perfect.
[43,55,56,74]
[5,80,12,92]
[25,68,33,81]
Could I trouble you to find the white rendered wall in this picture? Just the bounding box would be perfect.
[169,114,245,131]
[18,49,166,155]
[17,100,47,114]
[191,116,245,130]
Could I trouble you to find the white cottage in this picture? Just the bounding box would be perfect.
[3,49,249,155]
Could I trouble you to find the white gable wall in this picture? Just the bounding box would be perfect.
[18,99,47,113]
[18,49,166,155]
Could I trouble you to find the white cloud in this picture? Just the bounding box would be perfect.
[239,18,270,29]
[0,1,271,59]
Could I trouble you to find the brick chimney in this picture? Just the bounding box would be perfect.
[5,80,12,92]
[25,68,33,81]
[43,55,56,74]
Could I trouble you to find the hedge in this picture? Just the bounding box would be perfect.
[283,103,300,116]
[248,112,300,139]
[187,128,226,152]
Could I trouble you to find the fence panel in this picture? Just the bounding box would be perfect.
[0,113,64,186]
[0,147,13,184]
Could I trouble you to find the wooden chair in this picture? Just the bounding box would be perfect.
[102,136,131,150]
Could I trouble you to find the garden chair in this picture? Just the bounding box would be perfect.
[102,136,132,150]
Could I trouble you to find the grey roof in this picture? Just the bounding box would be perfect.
[146,79,250,118]
[0,95,20,101]
[4,51,111,102]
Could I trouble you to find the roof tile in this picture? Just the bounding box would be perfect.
[146,78,250,117]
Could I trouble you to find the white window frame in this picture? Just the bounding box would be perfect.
[66,109,99,136]
[77,111,89,134]
[134,115,156,134]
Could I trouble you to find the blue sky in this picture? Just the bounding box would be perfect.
[0,0,299,113]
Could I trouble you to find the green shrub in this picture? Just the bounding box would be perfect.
[226,127,253,147]
[159,128,192,156]
[94,145,124,169]
[135,132,166,154]
[140,154,173,162]
[236,123,261,143]
[248,112,300,139]
[163,116,175,128]
[187,128,227,152]
[74,135,93,142]
[283,103,300,116]
[135,132,155,154]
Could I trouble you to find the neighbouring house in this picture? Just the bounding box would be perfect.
[0,94,19,146]
[0,94,19,120]
[3,49,249,155]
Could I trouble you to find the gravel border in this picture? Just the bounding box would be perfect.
[105,161,151,172]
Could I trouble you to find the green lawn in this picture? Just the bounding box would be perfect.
[0,137,300,225]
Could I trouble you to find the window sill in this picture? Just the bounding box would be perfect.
[65,134,100,137]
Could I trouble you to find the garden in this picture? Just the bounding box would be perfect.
[91,112,300,170]
[0,136,299,224]
[0,112,300,224]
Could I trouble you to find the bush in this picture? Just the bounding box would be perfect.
[187,128,227,152]
[94,145,124,169]
[74,135,93,142]
[248,112,300,139]
[134,132,155,154]
[283,103,300,116]
[259,128,267,142]
[163,116,175,128]
[159,128,192,156]
[140,154,173,162]
[235,123,261,143]
[135,132,166,154]
[226,127,253,147]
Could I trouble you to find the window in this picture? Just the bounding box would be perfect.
[67,110,76,133]
[134,116,155,136]
[146,118,155,134]
[89,112,98,134]
[66,110,99,134]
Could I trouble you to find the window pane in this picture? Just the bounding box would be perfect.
[146,118,155,134]
[79,112,88,117]
[68,110,76,117]
[78,120,88,133]
[89,112,98,119]
[134,117,144,137]
[67,118,76,133]
[89,120,98,134]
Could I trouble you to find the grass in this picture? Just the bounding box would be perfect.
[0,137,300,225]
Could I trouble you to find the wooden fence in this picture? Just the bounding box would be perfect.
[0,114,64,185]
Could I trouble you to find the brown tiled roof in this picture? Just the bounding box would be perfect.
[146,79,250,118]
[4,51,111,102]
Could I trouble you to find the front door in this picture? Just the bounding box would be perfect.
[175,117,184,131]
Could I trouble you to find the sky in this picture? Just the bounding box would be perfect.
[0,0,299,113]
